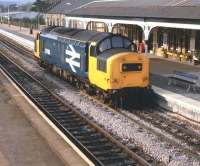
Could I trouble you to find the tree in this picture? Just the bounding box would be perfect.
[31,0,49,12]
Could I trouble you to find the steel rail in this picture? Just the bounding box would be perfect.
[0,51,152,166]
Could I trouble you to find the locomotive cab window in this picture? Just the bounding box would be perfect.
[97,36,133,54]
[124,38,132,49]
[99,38,111,53]
[112,36,123,48]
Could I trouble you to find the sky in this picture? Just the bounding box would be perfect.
[0,0,35,5]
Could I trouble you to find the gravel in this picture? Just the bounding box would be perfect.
[158,112,200,136]
[2,45,200,166]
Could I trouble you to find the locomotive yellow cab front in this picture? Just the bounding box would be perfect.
[107,52,149,89]
[34,32,41,59]
[88,35,149,91]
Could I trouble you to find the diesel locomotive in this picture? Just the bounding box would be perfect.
[34,27,150,106]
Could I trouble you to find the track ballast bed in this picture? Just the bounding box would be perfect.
[0,52,151,166]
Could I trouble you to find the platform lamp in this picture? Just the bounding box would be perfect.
[7,4,10,26]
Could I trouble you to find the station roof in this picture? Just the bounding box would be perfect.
[47,0,96,14]
[47,0,200,20]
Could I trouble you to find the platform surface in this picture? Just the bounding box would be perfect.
[0,73,65,166]
[0,24,36,41]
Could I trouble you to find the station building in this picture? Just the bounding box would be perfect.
[46,0,200,62]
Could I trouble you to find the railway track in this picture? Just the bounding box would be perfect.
[0,51,153,166]
[0,34,33,57]
[81,90,200,159]
[132,109,200,155]
[1,33,200,164]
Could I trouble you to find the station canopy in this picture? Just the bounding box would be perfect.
[47,0,200,21]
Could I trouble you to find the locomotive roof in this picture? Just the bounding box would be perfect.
[42,27,112,43]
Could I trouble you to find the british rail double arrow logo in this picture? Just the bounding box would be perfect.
[65,44,80,73]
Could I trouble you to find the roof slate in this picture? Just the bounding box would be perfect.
[47,0,96,14]
[47,0,200,20]
[68,6,200,20]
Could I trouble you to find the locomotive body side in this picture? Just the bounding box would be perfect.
[39,33,88,79]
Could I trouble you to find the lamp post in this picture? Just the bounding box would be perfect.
[7,5,10,26]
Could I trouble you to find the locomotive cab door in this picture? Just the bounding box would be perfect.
[34,33,41,59]
[88,42,110,91]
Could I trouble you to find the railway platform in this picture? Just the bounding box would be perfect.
[0,24,200,122]
[0,24,36,41]
[0,68,89,166]
[0,71,65,166]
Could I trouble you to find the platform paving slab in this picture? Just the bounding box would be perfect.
[0,70,89,166]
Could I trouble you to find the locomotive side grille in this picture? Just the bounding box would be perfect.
[97,58,107,72]
[122,63,142,72]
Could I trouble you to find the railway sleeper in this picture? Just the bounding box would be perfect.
[66,126,94,136]
[78,137,108,145]
[38,98,61,103]
[40,102,61,107]
[81,141,113,148]
[49,111,73,116]
[49,107,73,112]
[30,92,51,96]
[86,145,115,154]
[74,133,103,139]
[62,122,87,128]
[42,105,62,110]
[55,117,81,124]
[34,97,57,101]
[61,123,87,130]
[63,125,92,133]
[46,107,71,112]
[40,103,63,108]
[98,155,133,165]
[53,114,79,120]
[105,161,137,166]
[87,145,122,154]
[93,150,128,159]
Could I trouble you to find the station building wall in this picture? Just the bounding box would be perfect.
[46,14,66,26]
[47,18,200,61]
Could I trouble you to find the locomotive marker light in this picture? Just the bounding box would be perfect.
[44,48,50,55]
[65,44,80,73]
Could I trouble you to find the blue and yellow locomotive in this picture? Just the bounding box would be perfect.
[34,27,150,105]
